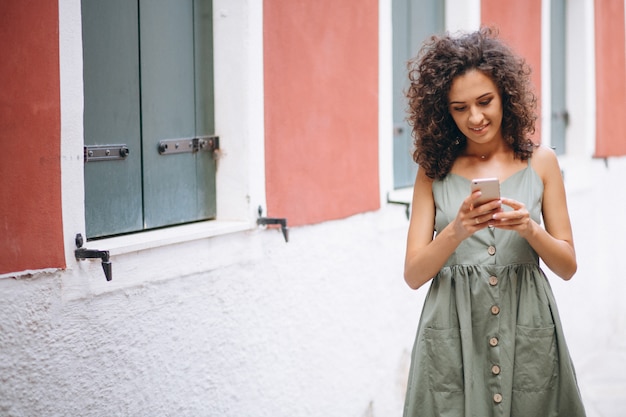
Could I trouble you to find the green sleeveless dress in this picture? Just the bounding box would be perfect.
[403,164,586,417]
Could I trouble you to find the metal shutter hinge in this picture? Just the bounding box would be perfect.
[84,144,130,162]
[158,136,219,155]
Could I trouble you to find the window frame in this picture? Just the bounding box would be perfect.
[60,0,266,262]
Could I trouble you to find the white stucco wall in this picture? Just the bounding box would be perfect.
[548,157,626,417]
[0,205,422,417]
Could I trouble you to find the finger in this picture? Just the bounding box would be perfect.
[480,198,503,212]
[472,217,487,229]
[492,211,528,227]
[473,212,495,226]
[473,204,502,221]
[498,207,528,220]
[500,197,523,210]
[466,190,483,211]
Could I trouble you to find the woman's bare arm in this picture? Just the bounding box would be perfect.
[492,146,577,280]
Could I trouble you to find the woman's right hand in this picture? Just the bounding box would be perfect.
[452,191,502,239]
[405,170,502,290]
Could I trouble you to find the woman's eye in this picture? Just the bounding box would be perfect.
[452,106,466,112]
[479,99,492,106]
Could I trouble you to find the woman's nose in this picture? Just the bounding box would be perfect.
[468,106,483,124]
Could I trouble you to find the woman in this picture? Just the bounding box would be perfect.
[402,28,586,416]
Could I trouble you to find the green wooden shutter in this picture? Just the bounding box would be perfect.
[550,0,567,155]
[82,0,143,238]
[140,0,200,228]
[82,0,216,239]
[392,0,445,189]
[392,0,413,190]
[193,0,217,219]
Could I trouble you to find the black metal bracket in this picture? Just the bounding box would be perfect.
[386,193,411,220]
[257,206,289,242]
[74,233,112,281]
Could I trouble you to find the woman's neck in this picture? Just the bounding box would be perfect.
[463,140,508,161]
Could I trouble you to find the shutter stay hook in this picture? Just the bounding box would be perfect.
[74,233,112,281]
[257,206,289,242]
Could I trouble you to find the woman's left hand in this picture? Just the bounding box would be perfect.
[491,197,534,238]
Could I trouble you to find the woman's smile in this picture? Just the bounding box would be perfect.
[469,123,490,133]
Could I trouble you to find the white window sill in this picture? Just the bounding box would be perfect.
[86,219,253,256]
[387,187,413,204]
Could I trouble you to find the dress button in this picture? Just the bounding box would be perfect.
[489,337,499,347]
[487,245,496,256]
[489,276,498,286]
[493,393,503,403]
[491,365,501,375]
[491,305,500,315]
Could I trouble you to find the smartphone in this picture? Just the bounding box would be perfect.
[471,178,501,206]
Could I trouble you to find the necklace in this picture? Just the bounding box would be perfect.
[464,149,492,160]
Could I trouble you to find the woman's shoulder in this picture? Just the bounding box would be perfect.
[410,166,436,215]
[530,144,561,181]
[416,165,435,184]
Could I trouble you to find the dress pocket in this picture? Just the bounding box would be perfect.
[423,327,464,393]
[512,325,557,392]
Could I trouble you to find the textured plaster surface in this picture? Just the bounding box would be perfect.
[0,205,421,417]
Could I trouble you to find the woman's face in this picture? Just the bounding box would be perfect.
[448,69,504,146]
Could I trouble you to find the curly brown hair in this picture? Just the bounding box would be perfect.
[406,27,537,179]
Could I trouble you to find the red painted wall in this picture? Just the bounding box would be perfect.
[594,0,626,157]
[481,0,543,142]
[0,1,65,274]
[263,0,380,226]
